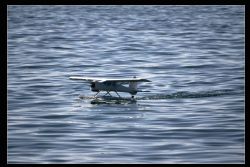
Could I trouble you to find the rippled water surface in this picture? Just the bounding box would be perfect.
[8,5,245,163]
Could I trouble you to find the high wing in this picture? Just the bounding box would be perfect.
[69,76,151,83]
[69,76,103,82]
[101,78,151,83]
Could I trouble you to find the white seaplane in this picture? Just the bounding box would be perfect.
[69,76,151,99]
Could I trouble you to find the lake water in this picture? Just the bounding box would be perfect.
[7,5,245,164]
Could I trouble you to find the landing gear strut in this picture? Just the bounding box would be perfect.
[93,90,122,99]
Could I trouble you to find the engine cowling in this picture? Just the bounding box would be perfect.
[90,82,99,92]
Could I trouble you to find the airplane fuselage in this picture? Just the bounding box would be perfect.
[91,81,137,95]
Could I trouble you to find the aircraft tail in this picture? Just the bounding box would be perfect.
[129,82,138,91]
[137,90,150,92]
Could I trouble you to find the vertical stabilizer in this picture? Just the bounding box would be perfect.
[129,76,138,91]
[129,82,138,91]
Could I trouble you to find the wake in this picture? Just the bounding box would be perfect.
[138,89,235,100]
[79,89,236,101]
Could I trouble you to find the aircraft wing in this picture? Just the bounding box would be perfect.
[69,76,151,83]
[69,76,103,82]
[101,78,151,83]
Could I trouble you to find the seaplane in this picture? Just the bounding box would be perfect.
[69,76,151,100]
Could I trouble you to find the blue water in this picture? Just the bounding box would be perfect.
[7,5,245,164]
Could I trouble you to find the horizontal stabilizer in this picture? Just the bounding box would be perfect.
[137,90,151,92]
